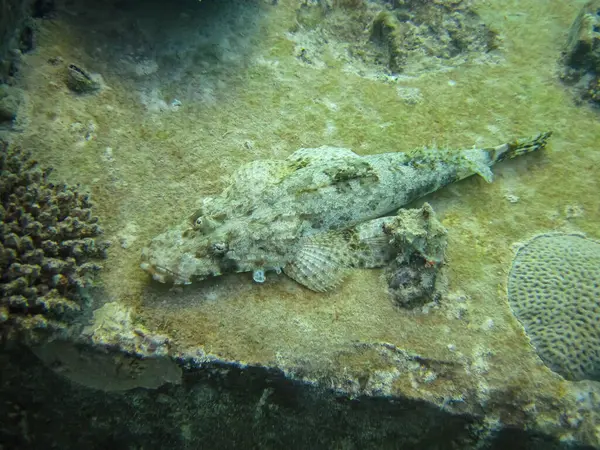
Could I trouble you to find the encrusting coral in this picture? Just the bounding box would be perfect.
[0,140,109,342]
[508,233,600,381]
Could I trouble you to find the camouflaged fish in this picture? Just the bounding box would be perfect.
[140,132,551,291]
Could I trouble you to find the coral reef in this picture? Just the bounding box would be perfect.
[382,203,447,308]
[508,233,600,381]
[559,0,600,107]
[0,140,109,342]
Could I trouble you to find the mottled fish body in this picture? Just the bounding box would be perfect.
[141,132,551,291]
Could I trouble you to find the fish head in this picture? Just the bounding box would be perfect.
[140,210,238,285]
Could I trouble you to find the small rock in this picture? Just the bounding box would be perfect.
[66,64,103,93]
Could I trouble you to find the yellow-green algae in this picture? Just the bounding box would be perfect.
[9,0,600,443]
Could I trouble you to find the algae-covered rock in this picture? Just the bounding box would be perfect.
[563,0,600,74]
[2,0,599,447]
[289,0,498,75]
[0,0,35,81]
[0,83,24,124]
[560,0,600,106]
[382,203,447,307]
[370,11,407,73]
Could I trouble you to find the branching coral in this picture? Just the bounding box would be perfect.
[0,140,109,342]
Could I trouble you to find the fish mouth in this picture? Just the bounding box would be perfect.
[140,248,193,285]
[140,261,192,285]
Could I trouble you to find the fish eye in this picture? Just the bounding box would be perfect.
[191,214,219,233]
[211,242,228,255]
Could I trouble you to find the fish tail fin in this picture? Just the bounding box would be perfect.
[488,131,552,164]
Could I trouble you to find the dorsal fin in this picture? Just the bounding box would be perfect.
[289,146,360,164]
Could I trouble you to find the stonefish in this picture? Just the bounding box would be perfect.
[141,132,551,291]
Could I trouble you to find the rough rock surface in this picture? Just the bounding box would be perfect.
[2,340,594,450]
[290,0,498,76]
[383,203,448,307]
[560,0,600,107]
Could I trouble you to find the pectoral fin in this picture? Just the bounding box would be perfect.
[284,232,354,292]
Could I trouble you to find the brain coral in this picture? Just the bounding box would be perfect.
[508,233,600,382]
[0,140,109,342]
